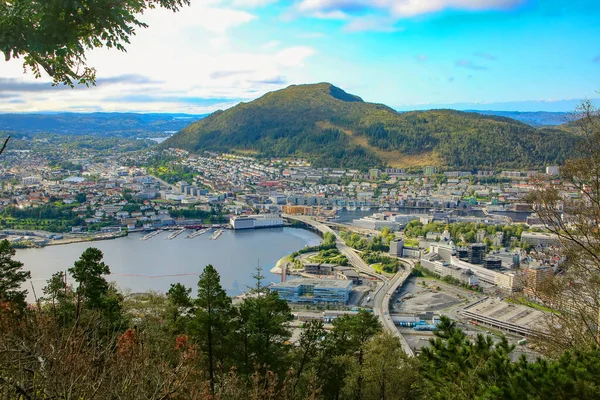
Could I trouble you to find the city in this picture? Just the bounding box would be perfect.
[1,0,599,398]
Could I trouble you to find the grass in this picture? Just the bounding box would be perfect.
[403,238,419,247]
[372,263,383,274]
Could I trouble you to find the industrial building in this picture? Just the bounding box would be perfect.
[230,214,284,230]
[461,297,548,336]
[271,278,353,304]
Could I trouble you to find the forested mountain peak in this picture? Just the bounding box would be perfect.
[163,84,578,170]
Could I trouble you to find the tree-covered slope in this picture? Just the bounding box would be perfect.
[163,83,578,169]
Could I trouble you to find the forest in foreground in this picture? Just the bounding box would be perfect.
[1,241,599,400]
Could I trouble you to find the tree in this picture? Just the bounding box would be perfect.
[0,239,31,314]
[334,311,382,400]
[290,320,326,398]
[359,333,419,400]
[527,100,600,355]
[75,192,87,204]
[68,247,111,323]
[315,310,381,400]
[42,271,75,324]
[188,265,233,395]
[0,0,190,86]
[235,266,292,377]
[167,282,192,308]
[419,316,515,399]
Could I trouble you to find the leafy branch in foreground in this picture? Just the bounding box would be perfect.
[0,0,190,86]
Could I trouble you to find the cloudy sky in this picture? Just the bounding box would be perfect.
[1,0,599,113]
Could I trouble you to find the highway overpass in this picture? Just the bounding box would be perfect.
[283,214,415,356]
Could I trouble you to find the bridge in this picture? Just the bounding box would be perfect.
[283,214,415,356]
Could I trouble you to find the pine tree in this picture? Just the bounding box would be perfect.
[0,239,31,314]
[189,264,233,395]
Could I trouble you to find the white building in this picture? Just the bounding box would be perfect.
[230,214,284,230]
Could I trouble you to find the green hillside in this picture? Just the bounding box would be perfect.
[162,83,578,169]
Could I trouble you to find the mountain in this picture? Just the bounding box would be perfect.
[162,83,578,169]
[468,111,572,127]
[0,112,207,137]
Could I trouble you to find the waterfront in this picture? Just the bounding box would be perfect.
[16,227,321,300]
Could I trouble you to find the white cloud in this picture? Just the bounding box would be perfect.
[388,0,523,17]
[262,40,281,49]
[0,1,318,113]
[292,0,525,31]
[344,16,402,32]
[230,0,278,7]
[313,10,350,19]
[275,46,317,67]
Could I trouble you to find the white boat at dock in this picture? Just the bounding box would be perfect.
[186,228,211,239]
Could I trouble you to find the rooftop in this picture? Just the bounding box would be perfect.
[273,278,353,289]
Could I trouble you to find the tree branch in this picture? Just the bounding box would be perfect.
[0,136,10,155]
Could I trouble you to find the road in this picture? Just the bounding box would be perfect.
[283,214,415,356]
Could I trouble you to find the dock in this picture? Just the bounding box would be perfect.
[167,229,185,240]
[140,230,162,241]
[210,229,223,240]
[186,227,211,239]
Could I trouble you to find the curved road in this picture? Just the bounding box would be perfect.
[284,214,415,356]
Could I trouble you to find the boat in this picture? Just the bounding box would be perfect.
[347,206,357,211]
[360,206,371,211]
[167,229,185,240]
[186,227,211,239]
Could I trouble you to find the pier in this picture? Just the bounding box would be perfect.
[210,229,223,240]
[167,229,185,240]
[140,230,162,241]
[186,227,211,239]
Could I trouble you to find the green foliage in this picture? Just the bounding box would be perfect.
[42,271,76,324]
[235,281,293,375]
[1,203,82,232]
[189,265,234,394]
[3,249,600,400]
[0,240,31,314]
[148,160,195,185]
[404,220,529,246]
[0,0,190,86]
[361,251,400,273]
[311,248,349,266]
[340,231,389,252]
[291,232,338,258]
[163,83,579,169]
[68,248,123,327]
[166,282,192,308]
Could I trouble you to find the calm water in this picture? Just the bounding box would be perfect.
[16,228,321,300]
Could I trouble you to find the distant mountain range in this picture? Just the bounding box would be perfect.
[467,111,572,127]
[162,83,579,169]
[0,112,207,137]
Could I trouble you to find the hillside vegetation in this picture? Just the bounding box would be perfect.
[163,83,578,169]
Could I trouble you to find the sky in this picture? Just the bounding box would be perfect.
[0,0,599,113]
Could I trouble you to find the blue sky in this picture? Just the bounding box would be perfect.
[0,0,598,113]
